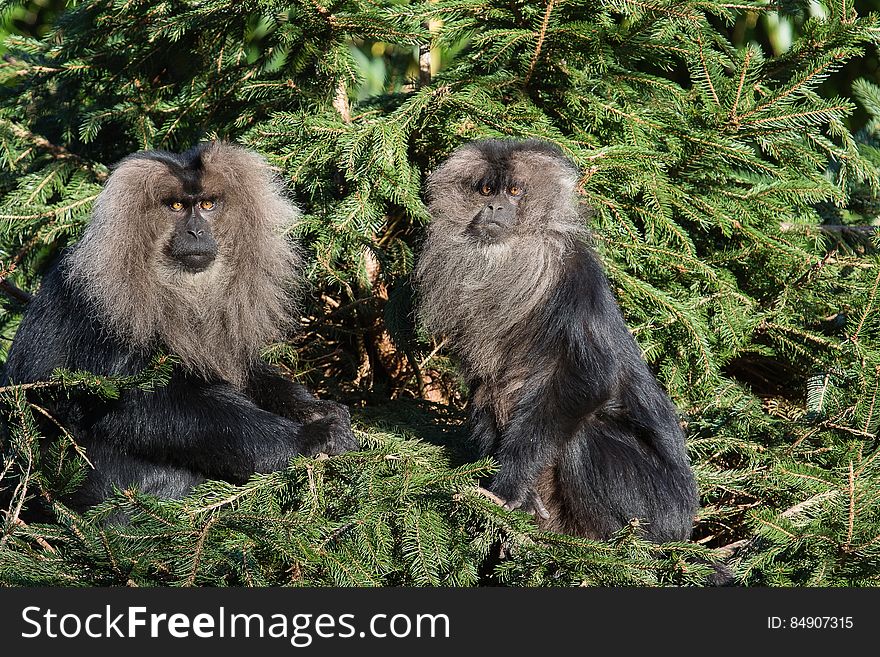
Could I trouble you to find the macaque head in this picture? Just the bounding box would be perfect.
[426,139,581,244]
[66,141,301,386]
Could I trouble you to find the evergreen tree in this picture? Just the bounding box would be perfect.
[0,0,878,586]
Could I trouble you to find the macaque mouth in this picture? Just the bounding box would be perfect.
[174,251,216,272]
[467,216,510,241]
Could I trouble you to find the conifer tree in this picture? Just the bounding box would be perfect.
[0,0,878,586]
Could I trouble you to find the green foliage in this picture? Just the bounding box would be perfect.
[1,0,879,586]
[0,408,710,586]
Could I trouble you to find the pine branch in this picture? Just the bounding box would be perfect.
[524,0,555,86]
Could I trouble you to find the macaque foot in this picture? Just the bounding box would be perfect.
[300,402,360,456]
[480,486,551,520]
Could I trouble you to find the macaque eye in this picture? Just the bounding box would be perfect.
[479,183,494,196]
[168,201,184,212]
[508,185,523,197]
[199,199,216,211]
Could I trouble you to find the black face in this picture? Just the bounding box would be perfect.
[127,144,222,272]
[455,139,562,242]
[164,196,220,271]
[468,177,526,241]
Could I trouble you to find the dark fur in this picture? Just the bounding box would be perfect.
[3,142,358,512]
[416,139,697,542]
